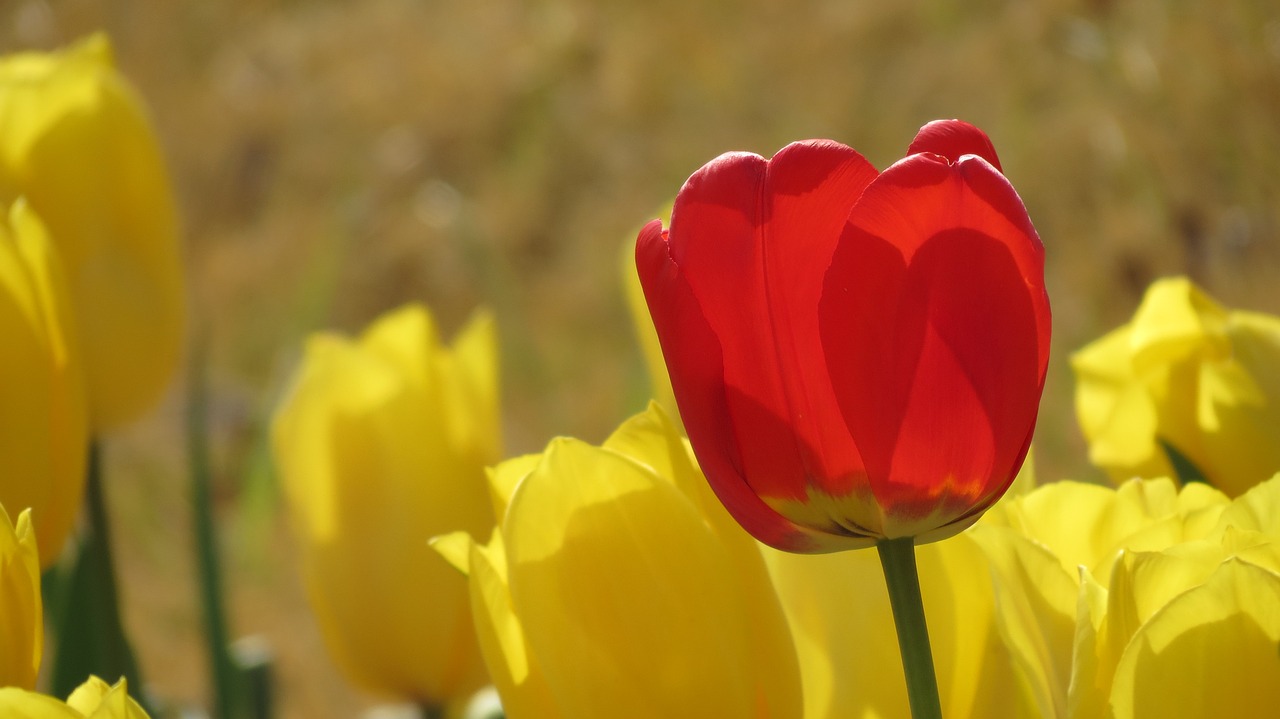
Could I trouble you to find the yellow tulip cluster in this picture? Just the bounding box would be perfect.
[3,28,1277,719]
[266,264,1280,718]
[0,34,185,565]
[978,476,1280,717]
[0,34,179,717]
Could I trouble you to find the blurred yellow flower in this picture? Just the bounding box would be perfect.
[1073,276,1280,495]
[975,475,1280,718]
[0,200,87,566]
[434,404,802,719]
[271,303,496,705]
[0,33,185,430]
[0,676,150,718]
[0,503,41,689]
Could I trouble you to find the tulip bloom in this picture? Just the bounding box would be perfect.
[434,404,802,718]
[271,304,496,705]
[1074,276,1280,495]
[0,676,150,718]
[0,504,41,689]
[0,34,185,429]
[636,120,1050,552]
[0,200,88,566]
[974,475,1280,718]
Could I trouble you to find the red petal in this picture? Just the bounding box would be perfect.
[907,119,1003,173]
[819,153,1048,523]
[636,219,820,551]
[664,141,877,508]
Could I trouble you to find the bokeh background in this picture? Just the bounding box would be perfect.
[5,0,1280,716]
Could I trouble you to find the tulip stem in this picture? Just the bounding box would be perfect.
[50,442,153,715]
[877,537,942,719]
[188,327,255,718]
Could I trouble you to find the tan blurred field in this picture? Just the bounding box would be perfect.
[5,0,1280,716]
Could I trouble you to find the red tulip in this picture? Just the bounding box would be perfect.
[636,120,1050,553]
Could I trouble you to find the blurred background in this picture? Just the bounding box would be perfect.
[4,0,1280,715]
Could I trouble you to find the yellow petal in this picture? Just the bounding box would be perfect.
[0,200,87,566]
[1065,567,1109,719]
[0,506,42,689]
[503,436,801,719]
[0,687,83,718]
[486,454,540,522]
[1109,559,1280,718]
[1215,473,1280,540]
[430,531,474,576]
[462,530,557,719]
[764,547,900,719]
[767,531,1036,719]
[67,677,148,719]
[1071,326,1164,475]
[1126,277,1228,371]
[0,34,184,429]
[969,525,1075,717]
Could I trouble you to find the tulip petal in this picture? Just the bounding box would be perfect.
[638,141,882,547]
[0,200,87,566]
[639,220,838,552]
[821,153,1047,535]
[0,507,41,689]
[1109,558,1280,718]
[503,438,798,718]
[907,119,1003,172]
[0,687,82,718]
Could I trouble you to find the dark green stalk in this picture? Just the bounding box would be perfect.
[50,442,152,714]
[187,329,245,719]
[877,537,943,719]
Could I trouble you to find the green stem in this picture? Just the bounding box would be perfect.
[877,537,943,719]
[188,330,244,719]
[419,704,446,719]
[51,443,152,713]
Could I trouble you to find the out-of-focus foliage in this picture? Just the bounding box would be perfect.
[0,199,86,566]
[0,33,184,430]
[1074,276,1280,495]
[434,404,802,718]
[272,303,496,706]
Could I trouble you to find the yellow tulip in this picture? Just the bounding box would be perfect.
[271,303,496,705]
[974,475,1280,718]
[0,33,185,429]
[0,200,87,566]
[1073,276,1280,495]
[0,504,41,689]
[0,676,150,718]
[435,404,802,718]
